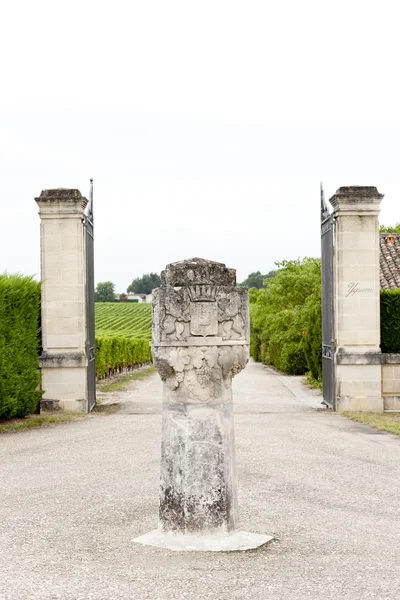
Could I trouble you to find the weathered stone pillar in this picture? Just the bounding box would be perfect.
[330,186,384,412]
[134,258,273,551]
[36,189,88,413]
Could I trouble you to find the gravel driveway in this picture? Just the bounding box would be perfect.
[1,361,399,600]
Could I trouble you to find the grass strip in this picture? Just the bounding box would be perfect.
[0,413,85,434]
[98,366,156,393]
[304,372,322,390]
[342,411,400,436]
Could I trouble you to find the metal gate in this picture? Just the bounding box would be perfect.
[85,179,96,412]
[321,183,336,409]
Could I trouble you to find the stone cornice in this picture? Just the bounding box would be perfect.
[39,351,87,368]
[329,186,384,216]
[336,350,400,365]
[162,258,236,287]
[35,188,88,213]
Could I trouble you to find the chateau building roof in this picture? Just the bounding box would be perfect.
[380,234,400,290]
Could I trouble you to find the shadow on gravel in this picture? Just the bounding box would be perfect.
[93,403,121,414]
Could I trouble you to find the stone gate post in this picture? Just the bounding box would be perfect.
[36,189,89,413]
[330,186,384,412]
[134,258,273,551]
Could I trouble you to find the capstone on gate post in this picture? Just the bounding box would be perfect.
[134,258,273,551]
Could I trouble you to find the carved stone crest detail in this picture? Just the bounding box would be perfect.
[152,258,249,403]
[154,283,248,343]
[152,345,249,402]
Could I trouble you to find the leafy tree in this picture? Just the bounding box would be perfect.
[240,270,276,289]
[127,273,161,294]
[250,258,321,377]
[94,281,115,302]
[380,223,400,233]
[302,283,322,382]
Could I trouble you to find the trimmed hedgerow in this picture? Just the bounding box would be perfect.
[380,290,400,353]
[95,336,152,379]
[0,274,41,419]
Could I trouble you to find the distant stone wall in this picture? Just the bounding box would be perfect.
[336,350,400,411]
[382,360,400,410]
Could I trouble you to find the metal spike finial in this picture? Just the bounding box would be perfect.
[88,178,94,219]
[320,182,329,222]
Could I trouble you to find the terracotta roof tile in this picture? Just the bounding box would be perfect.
[380,234,400,289]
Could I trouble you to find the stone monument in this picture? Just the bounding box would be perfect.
[133,258,273,551]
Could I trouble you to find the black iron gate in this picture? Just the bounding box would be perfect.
[321,183,336,409]
[85,179,96,412]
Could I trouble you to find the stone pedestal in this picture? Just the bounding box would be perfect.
[36,189,89,413]
[330,187,384,412]
[133,258,273,551]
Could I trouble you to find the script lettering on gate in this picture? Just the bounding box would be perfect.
[346,282,373,298]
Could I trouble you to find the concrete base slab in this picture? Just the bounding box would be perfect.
[133,529,274,552]
[336,396,384,413]
[41,398,87,414]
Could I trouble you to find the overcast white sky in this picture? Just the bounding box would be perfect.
[1,0,400,291]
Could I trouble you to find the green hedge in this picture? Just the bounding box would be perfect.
[381,290,400,353]
[0,274,41,419]
[95,336,152,378]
